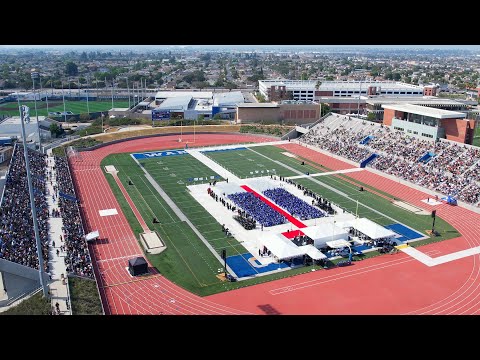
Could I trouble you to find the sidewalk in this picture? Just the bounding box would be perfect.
[45,150,71,315]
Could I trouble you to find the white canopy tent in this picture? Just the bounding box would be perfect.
[301,224,348,248]
[85,230,100,242]
[325,239,351,249]
[338,218,396,240]
[260,233,305,260]
[299,244,327,260]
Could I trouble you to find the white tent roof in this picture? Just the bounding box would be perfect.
[353,218,396,239]
[261,233,304,260]
[338,218,396,240]
[85,230,99,242]
[302,224,348,241]
[299,245,327,260]
[326,239,351,248]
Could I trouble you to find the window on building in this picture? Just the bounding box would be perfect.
[413,131,418,134]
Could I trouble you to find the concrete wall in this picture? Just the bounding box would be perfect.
[0,258,47,283]
[383,108,395,126]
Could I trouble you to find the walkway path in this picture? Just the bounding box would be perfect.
[400,244,480,267]
[287,167,364,179]
[46,151,71,315]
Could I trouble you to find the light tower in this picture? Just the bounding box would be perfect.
[18,105,48,297]
[31,69,42,152]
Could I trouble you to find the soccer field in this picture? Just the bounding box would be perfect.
[101,144,461,296]
[0,100,130,117]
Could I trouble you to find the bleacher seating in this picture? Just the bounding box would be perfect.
[300,114,480,206]
[0,145,49,271]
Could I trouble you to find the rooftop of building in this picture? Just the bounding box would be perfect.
[236,103,279,108]
[157,96,192,110]
[381,103,467,119]
[213,91,245,106]
[280,100,318,105]
[366,96,472,107]
[155,91,213,99]
[259,79,423,90]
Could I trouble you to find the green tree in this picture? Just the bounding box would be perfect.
[65,62,78,76]
[320,103,331,117]
[367,112,376,121]
[49,122,61,137]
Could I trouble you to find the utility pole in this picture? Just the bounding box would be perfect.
[18,105,48,298]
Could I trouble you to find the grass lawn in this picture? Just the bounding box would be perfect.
[68,276,103,315]
[0,100,130,117]
[474,126,480,147]
[206,145,460,245]
[1,291,51,315]
[100,144,461,297]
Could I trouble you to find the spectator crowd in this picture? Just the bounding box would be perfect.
[54,156,93,278]
[0,145,49,271]
[301,114,480,206]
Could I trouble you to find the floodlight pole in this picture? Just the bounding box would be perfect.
[86,74,90,114]
[111,78,114,110]
[18,105,48,298]
[31,70,42,152]
[39,74,49,117]
[357,78,362,115]
[62,80,67,122]
[126,77,131,109]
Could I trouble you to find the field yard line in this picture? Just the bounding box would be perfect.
[130,154,238,278]
[287,167,364,179]
[187,149,242,183]
[247,147,414,230]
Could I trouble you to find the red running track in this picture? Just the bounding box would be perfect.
[72,136,480,314]
[208,143,480,314]
[71,133,274,314]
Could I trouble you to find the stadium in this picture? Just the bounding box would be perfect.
[2,109,480,315]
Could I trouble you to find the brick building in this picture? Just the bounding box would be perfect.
[236,101,320,125]
[382,103,475,144]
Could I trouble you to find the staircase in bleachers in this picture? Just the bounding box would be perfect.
[418,152,435,163]
[360,153,378,168]
[360,135,374,145]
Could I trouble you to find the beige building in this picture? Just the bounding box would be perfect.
[236,101,320,125]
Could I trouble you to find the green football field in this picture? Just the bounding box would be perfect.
[0,100,130,117]
[101,144,461,296]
